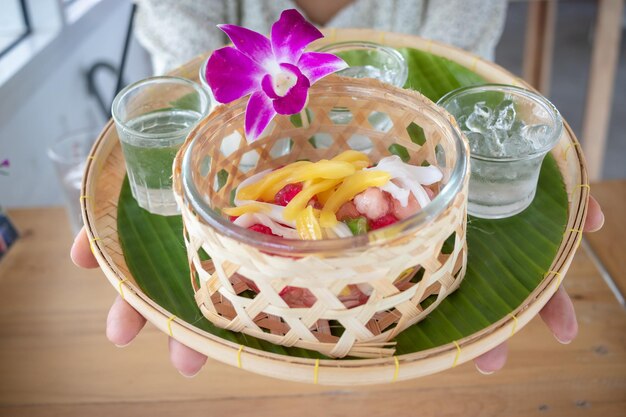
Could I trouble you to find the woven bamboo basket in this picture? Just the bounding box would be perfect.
[81,28,589,384]
[172,75,469,358]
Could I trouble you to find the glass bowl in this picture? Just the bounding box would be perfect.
[173,75,470,357]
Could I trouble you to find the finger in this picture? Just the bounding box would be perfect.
[106,296,147,347]
[70,227,100,269]
[539,285,578,344]
[169,337,208,377]
[584,195,604,232]
[474,342,508,375]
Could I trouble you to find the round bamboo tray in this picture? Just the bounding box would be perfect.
[81,28,588,385]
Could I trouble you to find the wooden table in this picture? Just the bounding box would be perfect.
[1,184,625,416]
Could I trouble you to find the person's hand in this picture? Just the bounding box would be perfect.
[474,195,605,374]
[71,228,207,377]
[71,197,604,377]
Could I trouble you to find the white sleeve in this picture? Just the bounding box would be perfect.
[419,0,508,61]
[134,0,235,74]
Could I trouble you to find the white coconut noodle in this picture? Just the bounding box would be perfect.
[367,155,442,208]
[234,213,299,239]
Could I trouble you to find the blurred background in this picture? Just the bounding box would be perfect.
[0,0,624,211]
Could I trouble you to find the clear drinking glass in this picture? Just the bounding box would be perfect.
[316,41,408,87]
[316,41,409,148]
[438,84,563,219]
[48,129,98,233]
[112,76,210,216]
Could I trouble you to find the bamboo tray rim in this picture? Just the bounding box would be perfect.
[81,28,589,385]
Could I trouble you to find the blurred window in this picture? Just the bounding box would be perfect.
[0,0,31,59]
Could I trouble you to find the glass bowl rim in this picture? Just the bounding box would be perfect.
[315,40,409,89]
[437,83,563,162]
[181,80,468,254]
[111,75,211,141]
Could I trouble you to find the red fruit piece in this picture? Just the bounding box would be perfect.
[248,224,277,236]
[229,215,239,222]
[274,183,303,206]
[369,213,399,230]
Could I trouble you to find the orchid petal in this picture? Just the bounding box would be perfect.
[218,24,274,68]
[245,90,277,142]
[261,74,280,99]
[298,51,348,84]
[206,47,264,103]
[272,63,310,115]
[271,9,323,64]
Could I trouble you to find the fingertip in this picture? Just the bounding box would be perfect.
[475,363,494,375]
[474,342,508,374]
[584,196,604,232]
[70,227,100,269]
[169,338,207,377]
[106,296,147,347]
[554,312,578,345]
[540,286,578,345]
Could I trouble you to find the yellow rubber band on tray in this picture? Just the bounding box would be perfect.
[425,39,433,52]
[470,56,479,72]
[508,313,518,336]
[79,195,90,201]
[392,356,400,382]
[452,341,461,368]
[568,228,583,248]
[237,345,244,369]
[88,237,101,254]
[313,359,320,384]
[167,315,176,337]
[87,155,95,160]
[578,183,590,190]
[561,143,573,160]
[548,270,563,288]
[118,279,129,300]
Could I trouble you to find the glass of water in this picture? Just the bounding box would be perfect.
[438,84,563,219]
[48,129,98,234]
[317,41,408,87]
[112,76,210,216]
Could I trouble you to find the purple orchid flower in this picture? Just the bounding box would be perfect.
[206,9,347,142]
[0,159,9,168]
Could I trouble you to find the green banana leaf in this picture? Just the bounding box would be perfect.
[117,48,567,359]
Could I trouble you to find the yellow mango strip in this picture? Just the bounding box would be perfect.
[296,205,323,240]
[331,150,371,166]
[261,160,355,201]
[283,178,343,221]
[222,202,269,217]
[319,170,391,227]
[316,185,338,205]
[237,161,311,201]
